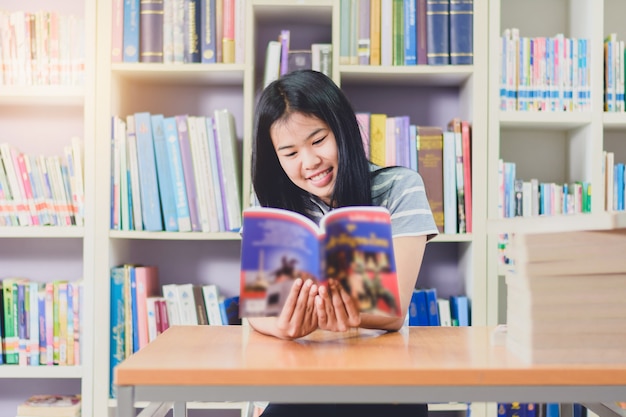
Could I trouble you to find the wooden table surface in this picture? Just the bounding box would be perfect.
[115,325,626,388]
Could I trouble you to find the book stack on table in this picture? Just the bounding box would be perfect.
[489,212,626,363]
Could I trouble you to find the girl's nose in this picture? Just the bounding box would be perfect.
[301,148,321,169]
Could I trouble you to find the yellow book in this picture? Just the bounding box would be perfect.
[369,113,387,166]
[370,0,382,65]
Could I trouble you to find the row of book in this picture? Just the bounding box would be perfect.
[604,34,625,112]
[0,10,85,87]
[111,110,241,233]
[358,113,473,234]
[112,0,245,64]
[109,264,238,397]
[339,0,473,66]
[497,160,592,219]
[407,288,470,327]
[497,403,588,417]
[262,29,332,88]
[0,139,85,228]
[0,278,83,367]
[500,29,591,112]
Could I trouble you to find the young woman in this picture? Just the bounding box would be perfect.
[249,69,438,417]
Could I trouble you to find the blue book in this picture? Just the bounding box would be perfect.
[498,404,511,417]
[134,112,163,231]
[426,0,450,65]
[129,266,140,353]
[163,116,192,232]
[546,404,560,417]
[404,0,417,65]
[221,296,241,325]
[450,295,470,326]
[151,114,179,232]
[408,289,429,326]
[510,402,527,417]
[425,288,440,326]
[449,0,473,64]
[200,0,217,63]
[109,266,126,398]
[525,404,538,417]
[123,0,140,62]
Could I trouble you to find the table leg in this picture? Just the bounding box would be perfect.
[116,386,134,417]
[172,401,188,417]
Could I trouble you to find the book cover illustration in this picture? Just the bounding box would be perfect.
[239,206,401,318]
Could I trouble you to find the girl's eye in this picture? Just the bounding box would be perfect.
[313,136,326,145]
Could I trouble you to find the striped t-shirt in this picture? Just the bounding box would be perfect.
[307,164,439,241]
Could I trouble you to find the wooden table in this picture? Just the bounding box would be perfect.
[115,325,626,417]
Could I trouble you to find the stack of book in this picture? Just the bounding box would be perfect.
[492,212,626,363]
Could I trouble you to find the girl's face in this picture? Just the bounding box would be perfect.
[270,112,339,205]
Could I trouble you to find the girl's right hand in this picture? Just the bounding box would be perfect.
[273,278,319,339]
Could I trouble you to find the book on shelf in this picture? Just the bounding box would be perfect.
[175,114,202,232]
[199,0,217,63]
[369,0,382,65]
[279,29,290,76]
[263,40,281,88]
[239,206,402,318]
[133,112,163,231]
[426,0,450,65]
[358,0,371,65]
[122,0,140,62]
[139,0,164,62]
[16,394,81,417]
[151,114,180,232]
[449,0,473,65]
[311,43,333,77]
[416,125,444,233]
[183,0,201,62]
[213,108,242,232]
[222,0,236,63]
[391,0,404,66]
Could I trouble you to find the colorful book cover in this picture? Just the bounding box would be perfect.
[408,289,429,326]
[109,266,126,398]
[2,278,18,364]
[404,0,417,65]
[240,206,401,318]
[202,284,224,325]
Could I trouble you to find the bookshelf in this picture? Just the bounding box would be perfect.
[0,0,96,415]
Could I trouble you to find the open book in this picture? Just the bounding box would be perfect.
[239,206,402,318]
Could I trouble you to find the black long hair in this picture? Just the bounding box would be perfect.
[252,70,372,217]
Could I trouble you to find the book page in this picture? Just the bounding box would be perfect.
[239,208,323,317]
[322,207,402,317]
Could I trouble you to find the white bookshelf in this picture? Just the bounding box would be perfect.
[0,0,97,416]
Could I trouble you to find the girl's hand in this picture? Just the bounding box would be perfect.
[274,278,319,339]
[315,279,361,332]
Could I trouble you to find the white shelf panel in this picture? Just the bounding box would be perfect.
[0,226,84,239]
[486,212,626,235]
[0,365,82,379]
[430,233,473,243]
[109,230,242,241]
[499,111,593,130]
[252,0,333,25]
[0,86,84,106]
[603,112,626,130]
[340,65,474,87]
[111,64,246,85]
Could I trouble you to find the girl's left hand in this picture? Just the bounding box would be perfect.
[315,279,361,332]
